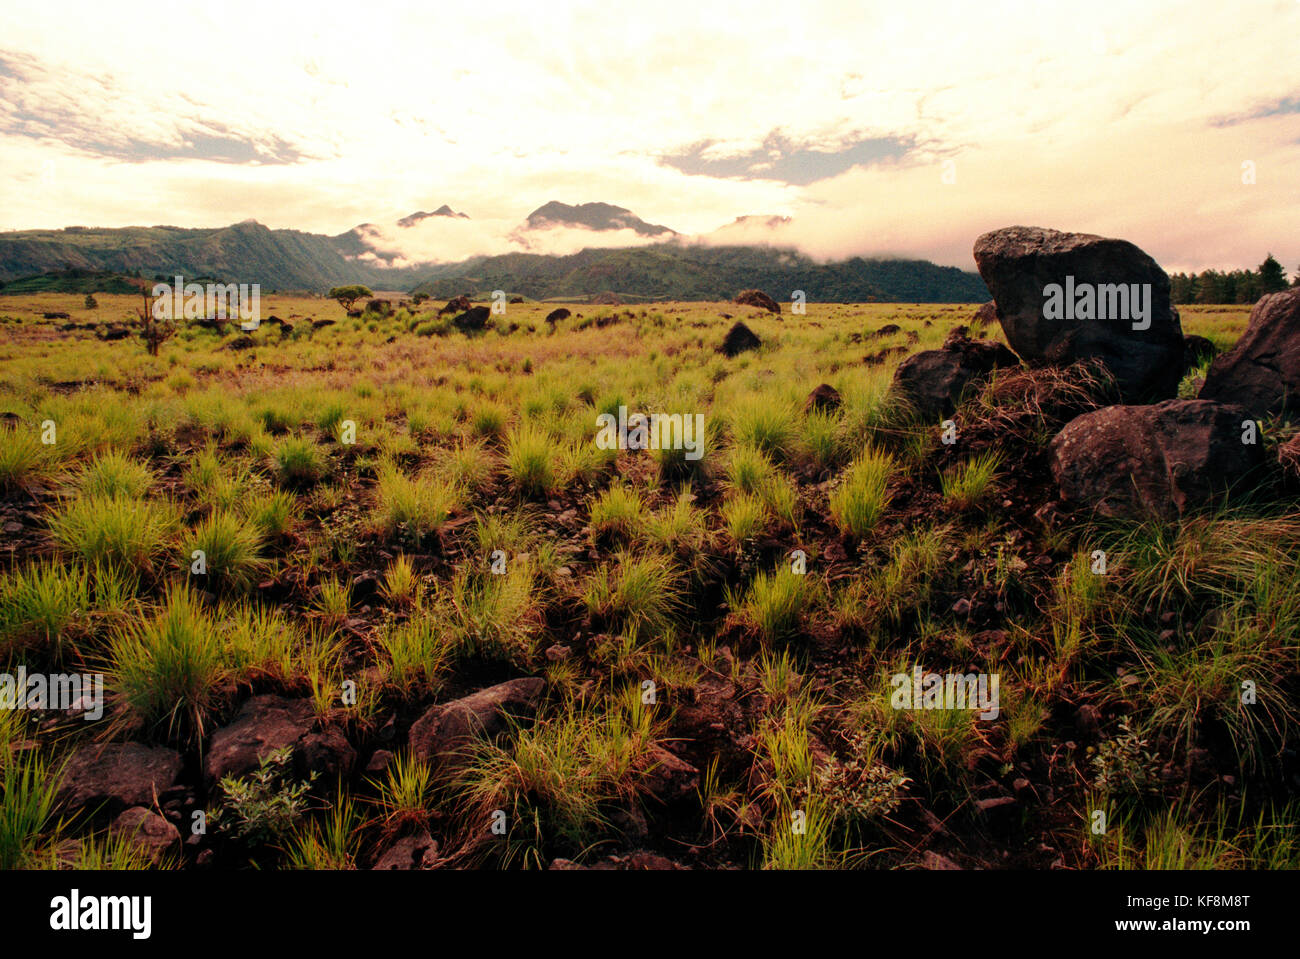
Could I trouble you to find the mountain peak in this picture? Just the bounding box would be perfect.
[525,201,676,237]
[398,205,470,228]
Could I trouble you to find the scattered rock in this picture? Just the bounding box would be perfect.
[42,312,71,320]
[408,678,546,763]
[57,743,183,816]
[891,330,1019,421]
[719,321,761,357]
[508,296,524,304]
[1049,399,1264,520]
[204,695,328,785]
[545,308,571,324]
[973,226,1185,402]
[98,327,131,341]
[639,745,700,803]
[733,289,780,314]
[1200,289,1300,419]
[372,829,438,870]
[226,335,256,351]
[870,323,901,338]
[803,383,842,414]
[110,807,181,865]
[438,295,473,316]
[919,850,963,870]
[451,306,491,334]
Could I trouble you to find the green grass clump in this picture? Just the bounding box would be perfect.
[274,435,327,487]
[374,461,459,546]
[72,449,154,499]
[940,450,1003,510]
[733,567,817,644]
[505,427,556,499]
[588,484,646,545]
[108,585,225,738]
[185,511,265,591]
[48,495,179,573]
[829,449,894,538]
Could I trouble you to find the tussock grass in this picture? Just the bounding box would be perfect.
[829,448,894,538]
[48,495,180,573]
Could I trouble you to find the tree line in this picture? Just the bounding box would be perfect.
[1169,254,1296,304]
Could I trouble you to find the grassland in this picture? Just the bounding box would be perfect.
[1,290,1297,871]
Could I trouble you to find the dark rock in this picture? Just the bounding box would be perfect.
[226,335,256,351]
[204,695,316,785]
[408,678,546,763]
[734,289,780,314]
[719,321,761,357]
[803,383,842,414]
[364,749,394,775]
[438,295,473,316]
[57,743,183,815]
[110,807,181,865]
[891,331,1019,421]
[296,726,357,780]
[372,829,438,870]
[1048,399,1264,520]
[365,298,393,316]
[451,306,491,334]
[1200,289,1300,419]
[919,850,963,870]
[870,323,901,338]
[43,312,71,319]
[639,745,699,803]
[98,327,130,341]
[508,296,524,304]
[973,226,1185,401]
[545,308,571,324]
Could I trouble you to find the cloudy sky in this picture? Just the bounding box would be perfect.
[1,0,1297,273]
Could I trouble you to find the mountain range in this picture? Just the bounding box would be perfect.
[0,201,990,302]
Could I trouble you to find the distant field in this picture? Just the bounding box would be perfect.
[1,293,1294,872]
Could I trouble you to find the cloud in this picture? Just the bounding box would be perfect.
[0,0,1297,273]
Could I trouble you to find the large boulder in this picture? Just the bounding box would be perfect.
[545,308,571,324]
[1200,289,1300,419]
[408,678,545,763]
[973,226,1185,402]
[57,743,183,816]
[891,330,1020,421]
[1048,399,1263,520]
[719,321,761,357]
[204,695,355,785]
[734,289,781,314]
[110,807,181,865]
[451,306,491,333]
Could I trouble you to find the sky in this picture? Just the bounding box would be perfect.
[1,0,1297,274]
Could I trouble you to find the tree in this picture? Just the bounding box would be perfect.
[328,285,372,312]
[84,293,97,310]
[1259,254,1289,294]
[136,286,175,356]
